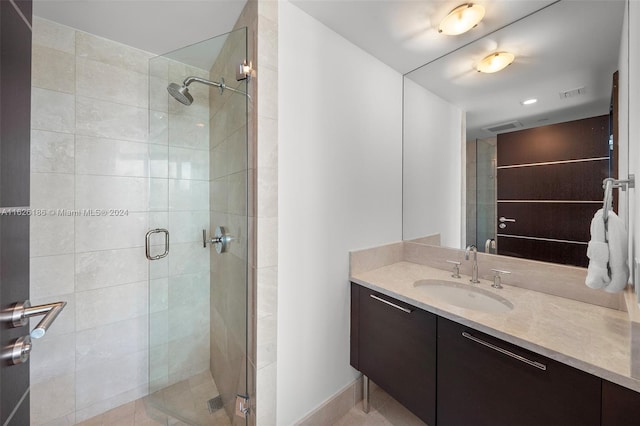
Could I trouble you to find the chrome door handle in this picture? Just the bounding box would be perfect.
[0,300,67,339]
[1,335,32,365]
[145,228,169,260]
[499,217,516,223]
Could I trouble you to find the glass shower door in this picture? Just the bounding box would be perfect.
[475,137,497,252]
[145,28,249,425]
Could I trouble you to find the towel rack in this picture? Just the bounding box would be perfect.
[602,175,635,225]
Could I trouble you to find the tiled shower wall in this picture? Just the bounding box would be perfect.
[29,17,211,424]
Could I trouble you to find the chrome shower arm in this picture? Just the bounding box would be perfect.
[182,76,249,98]
[183,76,222,88]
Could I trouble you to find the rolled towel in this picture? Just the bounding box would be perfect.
[586,209,611,289]
[603,210,630,293]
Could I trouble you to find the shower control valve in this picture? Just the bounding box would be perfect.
[203,226,233,254]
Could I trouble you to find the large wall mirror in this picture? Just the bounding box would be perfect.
[403,0,628,267]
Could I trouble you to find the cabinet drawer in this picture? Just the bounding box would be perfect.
[602,380,640,426]
[437,317,601,426]
[351,283,436,425]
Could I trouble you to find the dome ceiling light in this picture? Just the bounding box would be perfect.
[438,3,486,36]
[476,51,515,73]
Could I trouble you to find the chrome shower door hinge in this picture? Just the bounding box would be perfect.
[235,395,250,418]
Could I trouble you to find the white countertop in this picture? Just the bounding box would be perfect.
[351,261,640,392]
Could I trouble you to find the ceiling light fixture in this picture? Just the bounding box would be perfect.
[438,3,485,36]
[521,98,537,105]
[476,51,515,73]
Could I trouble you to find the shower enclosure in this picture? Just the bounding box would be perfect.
[467,137,497,253]
[144,28,250,425]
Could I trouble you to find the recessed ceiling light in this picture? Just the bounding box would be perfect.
[521,98,538,105]
[438,3,485,36]
[476,51,515,73]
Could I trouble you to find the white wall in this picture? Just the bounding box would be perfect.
[403,78,463,248]
[628,0,640,290]
[277,1,403,424]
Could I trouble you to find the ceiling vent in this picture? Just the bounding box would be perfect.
[559,86,585,99]
[484,120,523,133]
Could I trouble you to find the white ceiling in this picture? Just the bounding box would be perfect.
[292,0,625,139]
[33,0,248,56]
[292,0,560,74]
[407,0,625,139]
[34,0,626,139]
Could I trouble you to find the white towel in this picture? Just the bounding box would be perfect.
[585,209,630,292]
[603,210,630,293]
[586,209,610,289]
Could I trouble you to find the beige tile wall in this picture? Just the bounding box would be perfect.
[207,26,252,423]
[30,18,152,424]
[253,1,279,424]
[30,17,213,424]
[228,1,278,424]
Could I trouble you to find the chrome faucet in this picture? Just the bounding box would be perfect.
[465,245,480,284]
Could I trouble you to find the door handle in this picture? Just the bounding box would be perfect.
[145,228,169,260]
[1,299,67,366]
[1,335,32,366]
[498,217,516,223]
[1,300,67,338]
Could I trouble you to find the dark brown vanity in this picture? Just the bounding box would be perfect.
[351,282,640,426]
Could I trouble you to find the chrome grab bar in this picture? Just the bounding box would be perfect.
[145,228,169,260]
[602,175,635,225]
[1,300,67,339]
[462,331,546,371]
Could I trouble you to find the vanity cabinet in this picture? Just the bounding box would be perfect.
[350,283,437,425]
[350,282,639,426]
[437,317,601,426]
[602,380,640,426]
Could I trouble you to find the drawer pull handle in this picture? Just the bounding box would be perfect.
[370,295,413,314]
[462,332,547,371]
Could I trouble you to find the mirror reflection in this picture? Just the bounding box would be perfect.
[403,0,627,267]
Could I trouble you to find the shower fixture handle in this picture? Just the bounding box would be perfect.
[203,226,232,254]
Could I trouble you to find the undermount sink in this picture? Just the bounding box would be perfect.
[413,279,514,313]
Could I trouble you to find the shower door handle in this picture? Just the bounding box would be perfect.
[145,228,170,260]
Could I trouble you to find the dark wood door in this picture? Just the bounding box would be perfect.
[0,1,32,424]
[351,283,437,425]
[437,317,601,426]
[496,115,610,267]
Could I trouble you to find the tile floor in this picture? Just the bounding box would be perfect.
[75,371,230,426]
[74,374,422,426]
[332,383,427,426]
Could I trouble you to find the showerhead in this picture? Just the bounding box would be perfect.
[167,82,193,106]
